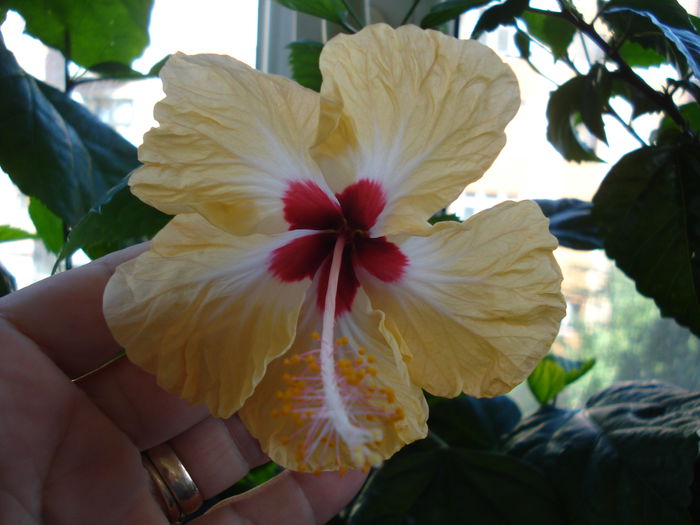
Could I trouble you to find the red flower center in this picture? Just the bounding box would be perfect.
[269,179,407,314]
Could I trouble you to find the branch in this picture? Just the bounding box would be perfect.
[555,2,689,133]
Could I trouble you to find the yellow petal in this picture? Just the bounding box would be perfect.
[239,290,427,472]
[131,53,330,235]
[103,214,311,417]
[359,201,566,398]
[314,24,520,235]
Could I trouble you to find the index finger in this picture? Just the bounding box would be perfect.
[0,243,147,379]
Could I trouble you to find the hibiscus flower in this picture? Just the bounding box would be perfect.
[103,23,566,472]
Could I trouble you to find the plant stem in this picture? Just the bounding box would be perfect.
[340,0,363,29]
[554,1,689,133]
[401,0,422,25]
[606,104,647,147]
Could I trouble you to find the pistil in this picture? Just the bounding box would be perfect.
[319,236,372,453]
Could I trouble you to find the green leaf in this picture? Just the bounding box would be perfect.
[4,0,153,69]
[528,354,596,405]
[57,177,170,265]
[610,76,659,118]
[592,143,700,336]
[420,0,492,29]
[653,103,700,144]
[507,381,700,524]
[580,64,610,143]
[528,356,567,405]
[603,0,695,31]
[428,208,461,224]
[551,354,596,385]
[521,9,576,59]
[0,262,16,297]
[86,55,169,80]
[618,40,666,68]
[28,197,63,254]
[606,5,700,78]
[472,0,529,38]
[287,40,323,92]
[0,225,36,243]
[546,76,602,162]
[0,41,91,225]
[348,444,565,524]
[427,395,521,450]
[274,0,348,25]
[0,40,140,225]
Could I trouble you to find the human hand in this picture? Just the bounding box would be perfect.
[0,245,367,524]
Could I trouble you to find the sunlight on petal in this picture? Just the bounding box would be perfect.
[240,290,427,472]
[360,201,566,398]
[314,24,520,235]
[132,53,331,236]
[104,214,311,417]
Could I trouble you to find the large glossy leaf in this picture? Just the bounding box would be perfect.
[521,9,576,59]
[546,76,602,162]
[287,40,323,92]
[427,395,521,450]
[0,39,90,225]
[57,177,170,265]
[348,444,565,524]
[420,0,492,29]
[506,381,700,524]
[37,79,138,192]
[535,198,603,250]
[4,0,152,69]
[606,5,700,78]
[274,0,348,25]
[592,143,700,335]
[0,39,139,226]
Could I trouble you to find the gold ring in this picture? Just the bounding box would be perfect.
[143,443,203,522]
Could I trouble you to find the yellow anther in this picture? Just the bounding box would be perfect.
[309,362,320,373]
[338,359,351,368]
[366,366,378,376]
[282,404,293,415]
[283,358,291,366]
[336,336,349,345]
[311,331,320,340]
[358,348,366,355]
[282,373,293,383]
[355,356,364,365]
[305,354,317,364]
[291,354,301,364]
[367,355,376,363]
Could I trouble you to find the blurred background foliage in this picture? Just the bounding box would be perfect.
[0,0,699,523]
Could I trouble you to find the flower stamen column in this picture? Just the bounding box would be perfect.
[319,235,381,468]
